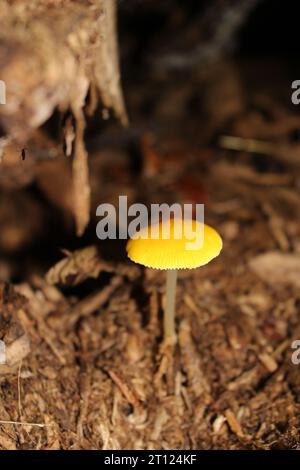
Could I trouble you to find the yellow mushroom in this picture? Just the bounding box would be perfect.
[126,218,222,343]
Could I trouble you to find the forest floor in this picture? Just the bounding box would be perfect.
[0,58,300,449]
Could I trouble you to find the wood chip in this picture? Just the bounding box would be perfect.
[212,414,226,434]
[0,434,16,450]
[225,409,244,438]
[258,353,278,373]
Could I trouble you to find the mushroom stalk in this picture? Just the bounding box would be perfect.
[164,269,178,340]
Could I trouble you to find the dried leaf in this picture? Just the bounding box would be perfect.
[94,0,128,126]
[46,246,102,286]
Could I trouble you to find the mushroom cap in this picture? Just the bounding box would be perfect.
[126,218,222,270]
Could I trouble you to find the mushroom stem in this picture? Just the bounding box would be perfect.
[164,269,178,341]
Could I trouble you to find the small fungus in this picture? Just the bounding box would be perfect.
[126,218,222,343]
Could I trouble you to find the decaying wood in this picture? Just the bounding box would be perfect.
[0,0,127,235]
[0,0,127,137]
